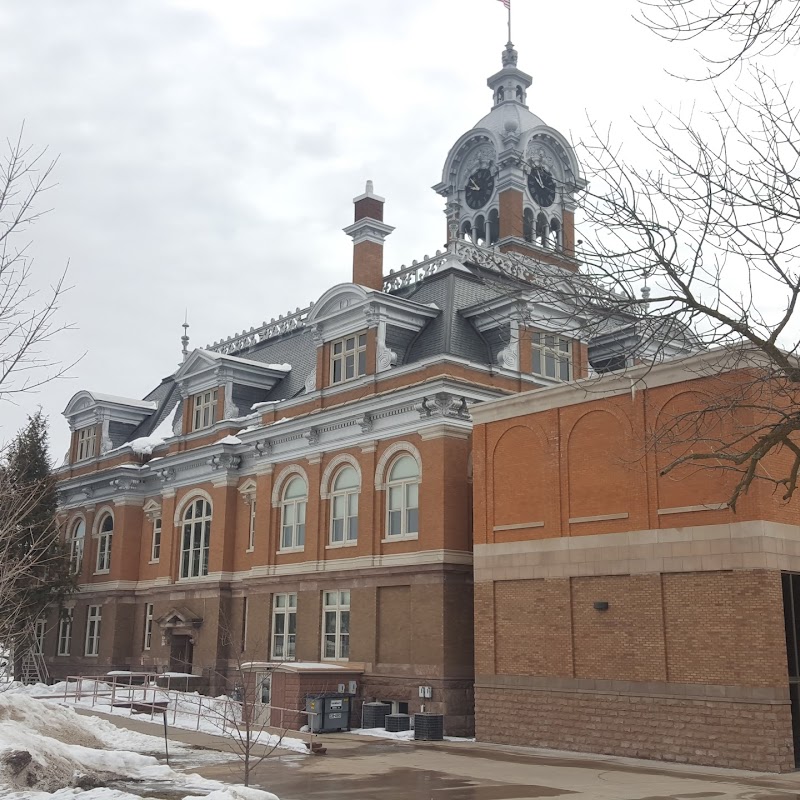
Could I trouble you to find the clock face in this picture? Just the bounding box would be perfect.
[465,168,494,209]
[528,165,556,207]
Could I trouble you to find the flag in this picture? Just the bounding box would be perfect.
[497,0,510,8]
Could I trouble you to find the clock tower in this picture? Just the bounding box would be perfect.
[433,42,585,270]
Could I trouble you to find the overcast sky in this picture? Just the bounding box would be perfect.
[0,0,713,459]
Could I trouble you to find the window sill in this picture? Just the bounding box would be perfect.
[325,541,358,550]
[245,547,255,554]
[148,559,160,565]
[84,654,99,658]
[94,569,110,576]
[277,546,305,554]
[381,533,419,543]
[177,574,210,582]
[321,657,350,663]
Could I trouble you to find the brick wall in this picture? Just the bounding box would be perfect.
[475,685,793,771]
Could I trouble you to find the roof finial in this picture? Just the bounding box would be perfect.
[181,311,190,362]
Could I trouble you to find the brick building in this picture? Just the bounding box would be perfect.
[471,352,800,771]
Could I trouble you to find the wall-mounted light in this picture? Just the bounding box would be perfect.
[593,601,609,611]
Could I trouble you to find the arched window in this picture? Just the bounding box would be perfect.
[96,515,113,573]
[515,85,524,102]
[330,466,359,545]
[536,212,548,245]
[461,220,473,242]
[69,519,85,574]
[496,86,505,103]
[386,455,420,538]
[523,208,534,243]
[281,477,307,550]
[474,215,486,245]
[181,498,212,578]
[488,208,500,245]
[549,218,561,248]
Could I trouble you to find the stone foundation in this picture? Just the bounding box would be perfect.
[476,683,794,772]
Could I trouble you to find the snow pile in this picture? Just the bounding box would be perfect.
[217,435,242,445]
[0,694,280,799]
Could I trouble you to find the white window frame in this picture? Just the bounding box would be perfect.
[329,467,359,546]
[192,389,218,431]
[95,515,113,574]
[330,332,367,385]
[150,517,162,563]
[34,617,46,655]
[280,478,307,552]
[76,426,96,461]
[532,332,572,382]
[180,498,212,579]
[85,605,102,657]
[322,590,350,661]
[247,500,256,552]
[385,456,420,541]
[271,593,297,661]
[57,609,73,656]
[69,519,85,575]
[143,603,154,650]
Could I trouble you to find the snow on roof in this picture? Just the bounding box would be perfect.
[85,392,157,410]
[201,350,291,371]
[118,412,175,456]
[217,434,242,445]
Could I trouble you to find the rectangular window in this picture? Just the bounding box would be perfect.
[532,333,572,382]
[143,603,154,651]
[57,610,73,656]
[150,518,162,562]
[34,617,46,655]
[96,531,112,573]
[330,333,367,385]
[85,605,102,657]
[271,593,297,661]
[76,427,96,461]
[322,590,350,661]
[192,389,218,431]
[247,501,256,552]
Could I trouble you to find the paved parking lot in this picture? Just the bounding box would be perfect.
[194,733,800,800]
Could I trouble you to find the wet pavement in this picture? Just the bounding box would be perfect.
[193,735,800,800]
[75,708,800,800]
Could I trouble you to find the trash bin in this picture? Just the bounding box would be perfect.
[305,694,351,733]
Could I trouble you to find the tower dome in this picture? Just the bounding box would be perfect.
[433,41,585,266]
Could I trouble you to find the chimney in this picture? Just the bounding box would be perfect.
[343,180,395,290]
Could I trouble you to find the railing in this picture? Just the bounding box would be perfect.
[60,675,317,750]
[206,306,312,355]
[382,251,450,293]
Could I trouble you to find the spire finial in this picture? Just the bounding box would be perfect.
[181,311,190,362]
[502,41,518,67]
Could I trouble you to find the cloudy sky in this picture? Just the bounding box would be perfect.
[0,0,711,458]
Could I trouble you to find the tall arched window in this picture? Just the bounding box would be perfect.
[181,498,212,579]
[535,212,548,245]
[386,455,420,538]
[549,218,561,248]
[69,519,85,574]
[523,208,534,243]
[474,215,486,245]
[488,208,500,245]
[330,466,359,545]
[281,477,307,550]
[95,515,113,573]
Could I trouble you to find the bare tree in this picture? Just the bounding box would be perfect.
[639,0,800,76]
[0,126,73,405]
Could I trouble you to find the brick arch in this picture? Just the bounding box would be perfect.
[91,505,115,536]
[654,390,735,510]
[491,423,553,530]
[173,489,214,526]
[566,408,634,521]
[68,512,87,535]
[374,442,422,490]
[320,454,362,500]
[271,465,309,506]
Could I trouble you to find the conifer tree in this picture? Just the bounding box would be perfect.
[0,411,74,651]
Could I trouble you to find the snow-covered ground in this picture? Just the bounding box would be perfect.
[5,680,310,755]
[0,691,280,800]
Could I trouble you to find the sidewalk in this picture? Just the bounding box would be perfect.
[75,705,800,800]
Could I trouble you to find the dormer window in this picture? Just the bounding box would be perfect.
[192,389,218,431]
[330,333,367,385]
[76,427,96,461]
[532,333,572,382]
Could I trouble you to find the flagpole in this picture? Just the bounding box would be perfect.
[508,2,512,43]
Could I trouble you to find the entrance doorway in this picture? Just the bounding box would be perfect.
[169,635,194,674]
[781,573,800,766]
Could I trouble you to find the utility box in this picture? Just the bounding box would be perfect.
[305,694,351,733]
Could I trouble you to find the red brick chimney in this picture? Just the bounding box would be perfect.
[343,180,394,290]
